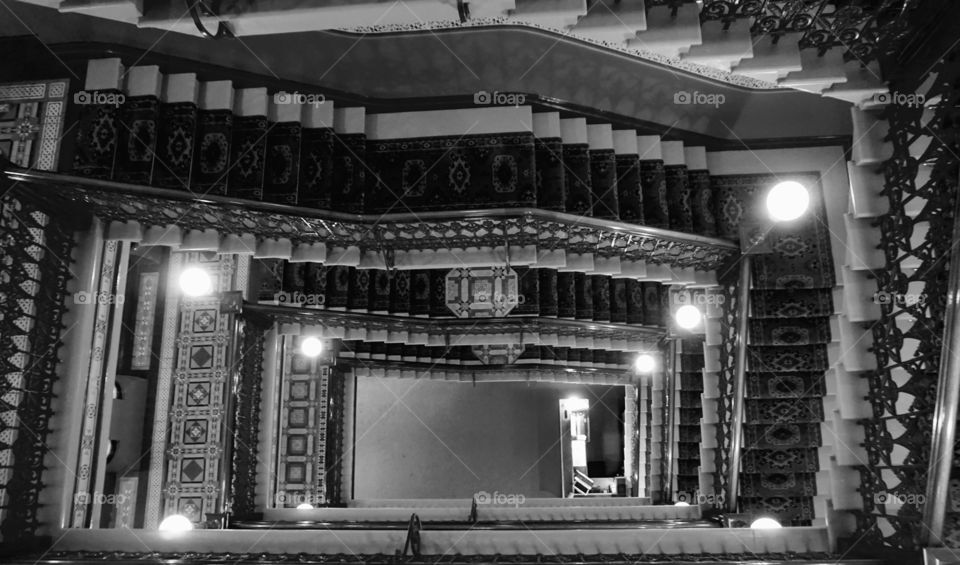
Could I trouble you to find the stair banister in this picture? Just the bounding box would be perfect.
[662,339,678,504]
[725,255,752,513]
[921,181,960,545]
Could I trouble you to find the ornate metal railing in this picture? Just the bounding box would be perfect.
[246,304,666,350]
[700,0,916,63]
[230,317,268,519]
[711,270,741,511]
[17,551,847,564]
[0,193,75,549]
[852,43,960,549]
[4,168,739,274]
[324,367,346,507]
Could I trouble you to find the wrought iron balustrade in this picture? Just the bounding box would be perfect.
[4,167,739,274]
[0,194,75,550]
[700,0,916,63]
[852,43,960,550]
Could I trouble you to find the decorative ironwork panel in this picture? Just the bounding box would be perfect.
[230,319,267,518]
[6,170,739,274]
[712,275,740,506]
[699,0,915,63]
[0,194,74,546]
[853,45,960,549]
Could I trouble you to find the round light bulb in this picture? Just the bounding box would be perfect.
[766,181,809,222]
[179,267,213,297]
[675,305,703,330]
[674,501,690,507]
[300,337,324,357]
[634,354,656,373]
[296,503,314,510]
[750,517,783,529]
[159,514,194,532]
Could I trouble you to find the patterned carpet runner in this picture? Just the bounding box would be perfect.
[714,173,835,526]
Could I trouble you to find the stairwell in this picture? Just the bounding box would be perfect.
[11,0,894,107]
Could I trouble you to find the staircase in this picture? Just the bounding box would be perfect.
[11,51,890,557]
[11,0,895,107]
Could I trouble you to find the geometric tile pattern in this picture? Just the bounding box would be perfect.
[0,79,68,171]
[275,346,329,508]
[161,252,236,524]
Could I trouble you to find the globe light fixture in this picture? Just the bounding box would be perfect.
[674,304,703,330]
[179,267,213,297]
[634,354,656,373]
[300,336,324,357]
[296,503,314,510]
[750,517,783,529]
[766,181,809,222]
[674,501,690,507]
[159,514,194,532]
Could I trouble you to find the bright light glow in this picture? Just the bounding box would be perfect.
[159,514,194,532]
[179,267,213,297]
[300,337,324,357]
[750,517,783,529]
[674,501,690,507]
[766,181,809,222]
[296,503,314,510]
[635,354,656,373]
[675,305,703,330]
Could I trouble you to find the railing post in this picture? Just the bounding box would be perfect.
[662,338,678,504]
[921,188,960,545]
[726,255,751,513]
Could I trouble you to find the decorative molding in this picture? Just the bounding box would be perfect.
[131,272,160,370]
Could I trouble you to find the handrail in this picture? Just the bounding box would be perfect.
[3,167,739,251]
[725,256,751,513]
[920,177,960,545]
[661,339,678,504]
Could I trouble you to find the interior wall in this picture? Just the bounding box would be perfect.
[352,378,623,499]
